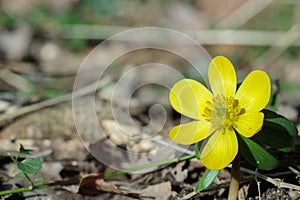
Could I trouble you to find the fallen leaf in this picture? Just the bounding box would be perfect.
[141,182,172,200]
[161,162,188,183]
[78,174,140,198]
[238,184,250,200]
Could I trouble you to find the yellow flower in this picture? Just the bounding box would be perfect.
[169,56,271,170]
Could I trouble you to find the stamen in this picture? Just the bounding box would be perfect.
[228,96,234,104]
[234,107,241,115]
[207,94,244,130]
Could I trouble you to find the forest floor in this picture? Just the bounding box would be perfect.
[1,1,300,199]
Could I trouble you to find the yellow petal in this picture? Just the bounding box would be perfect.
[234,112,264,137]
[170,79,212,120]
[200,128,238,170]
[169,121,214,145]
[208,56,237,98]
[235,70,271,112]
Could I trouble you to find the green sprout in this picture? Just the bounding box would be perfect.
[8,144,44,187]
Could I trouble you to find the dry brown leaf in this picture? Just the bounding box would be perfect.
[141,182,173,200]
[161,161,188,183]
[78,174,140,198]
[238,184,250,200]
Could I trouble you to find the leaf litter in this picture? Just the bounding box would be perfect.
[0,1,300,199]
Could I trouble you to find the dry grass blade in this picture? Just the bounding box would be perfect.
[62,24,300,46]
[0,68,34,93]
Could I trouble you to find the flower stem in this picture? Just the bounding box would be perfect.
[228,152,240,200]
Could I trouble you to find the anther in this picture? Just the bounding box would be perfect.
[228,96,234,104]
[206,101,211,105]
[234,107,241,115]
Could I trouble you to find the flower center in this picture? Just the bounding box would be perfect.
[202,95,244,130]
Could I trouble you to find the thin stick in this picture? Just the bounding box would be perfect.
[0,178,82,196]
[255,168,262,200]
[182,168,299,199]
[62,25,300,47]
[0,154,195,196]
[216,0,273,28]
[241,167,300,191]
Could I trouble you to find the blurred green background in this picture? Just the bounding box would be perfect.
[0,0,299,113]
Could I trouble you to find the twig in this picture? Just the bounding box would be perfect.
[62,25,300,46]
[0,178,83,196]
[216,0,273,28]
[255,168,262,200]
[0,154,195,196]
[182,177,254,200]
[182,166,300,199]
[240,167,300,191]
[0,77,111,127]
[104,154,195,178]
[289,166,300,176]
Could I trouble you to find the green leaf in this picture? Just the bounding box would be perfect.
[15,172,26,178]
[262,109,298,137]
[17,158,43,174]
[195,169,219,192]
[43,89,65,98]
[238,135,279,170]
[19,144,33,155]
[252,109,298,152]
[252,120,294,152]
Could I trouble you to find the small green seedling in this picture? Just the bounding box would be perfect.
[8,144,44,187]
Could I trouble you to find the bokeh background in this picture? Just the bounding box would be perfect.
[1,0,299,103]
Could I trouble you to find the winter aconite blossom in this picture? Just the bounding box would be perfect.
[169,56,271,170]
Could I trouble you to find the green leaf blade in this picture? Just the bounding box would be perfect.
[19,144,33,155]
[17,158,43,174]
[262,109,298,137]
[251,109,298,152]
[15,172,26,178]
[34,177,45,183]
[239,135,279,170]
[252,120,294,152]
[195,169,219,192]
